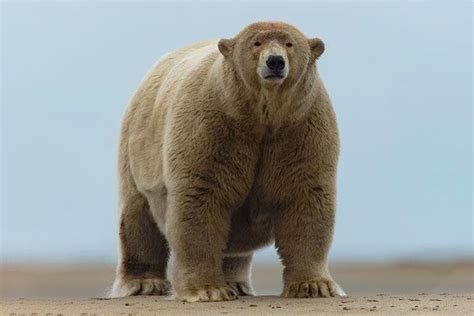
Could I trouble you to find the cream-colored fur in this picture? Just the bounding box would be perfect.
[111,21,345,302]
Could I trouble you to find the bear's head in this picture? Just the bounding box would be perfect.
[218,22,324,89]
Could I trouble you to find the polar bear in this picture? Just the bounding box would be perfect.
[111,21,345,302]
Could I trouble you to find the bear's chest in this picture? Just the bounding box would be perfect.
[224,155,285,253]
[225,191,276,254]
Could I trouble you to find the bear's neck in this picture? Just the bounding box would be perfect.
[218,63,319,130]
[253,83,313,128]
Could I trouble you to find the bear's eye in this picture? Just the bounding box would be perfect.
[254,41,261,47]
[286,42,293,48]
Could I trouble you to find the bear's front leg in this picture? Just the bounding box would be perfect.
[275,184,346,298]
[166,187,239,302]
[162,101,262,302]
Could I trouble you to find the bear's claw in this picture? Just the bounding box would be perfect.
[110,277,170,297]
[282,278,346,298]
[176,285,238,302]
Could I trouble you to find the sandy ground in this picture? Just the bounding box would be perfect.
[1,262,473,315]
[2,294,473,315]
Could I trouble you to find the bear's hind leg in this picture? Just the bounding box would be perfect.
[223,255,255,296]
[110,192,170,297]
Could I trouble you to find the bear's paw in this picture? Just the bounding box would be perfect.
[282,278,346,298]
[110,277,170,297]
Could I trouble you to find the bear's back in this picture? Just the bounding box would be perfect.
[132,40,221,124]
[152,40,219,93]
[122,40,221,193]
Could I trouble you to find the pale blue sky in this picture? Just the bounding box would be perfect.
[1,1,472,263]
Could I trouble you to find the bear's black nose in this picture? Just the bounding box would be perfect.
[266,55,285,71]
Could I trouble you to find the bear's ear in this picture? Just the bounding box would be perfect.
[218,38,235,57]
[308,38,325,61]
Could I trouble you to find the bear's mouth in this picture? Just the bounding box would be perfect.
[264,74,285,80]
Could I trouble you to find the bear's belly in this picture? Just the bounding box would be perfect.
[224,198,275,255]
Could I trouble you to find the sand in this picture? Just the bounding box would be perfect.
[1,262,473,315]
[2,294,473,315]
